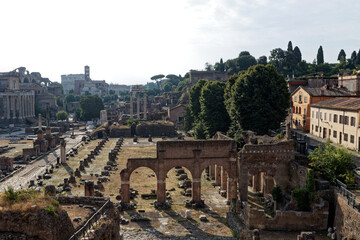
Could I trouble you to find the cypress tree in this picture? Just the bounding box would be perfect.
[287,41,293,52]
[317,46,324,65]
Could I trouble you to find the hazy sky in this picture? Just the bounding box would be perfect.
[0,0,359,85]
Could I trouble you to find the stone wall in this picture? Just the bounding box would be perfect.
[0,208,74,240]
[136,122,177,137]
[0,156,13,171]
[334,192,360,239]
[56,196,109,207]
[109,125,131,137]
[244,199,329,231]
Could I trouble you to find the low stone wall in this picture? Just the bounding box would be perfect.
[0,156,13,171]
[245,199,329,231]
[136,122,177,137]
[334,192,360,239]
[0,208,74,240]
[109,125,131,137]
[56,196,109,207]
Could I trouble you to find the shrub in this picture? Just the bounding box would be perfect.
[44,205,56,216]
[126,118,139,126]
[4,187,19,202]
[272,185,282,202]
[51,199,59,207]
[292,188,310,211]
[306,169,316,200]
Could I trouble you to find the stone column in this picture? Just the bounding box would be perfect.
[227,177,237,201]
[121,181,130,203]
[136,92,140,119]
[239,165,248,202]
[157,178,166,203]
[143,92,147,120]
[221,167,228,191]
[192,178,201,202]
[130,92,133,118]
[32,96,35,117]
[253,174,261,192]
[60,138,66,163]
[84,180,95,196]
[19,96,23,119]
[215,165,221,186]
[11,96,16,119]
[210,164,215,179]
[6,96,10,119]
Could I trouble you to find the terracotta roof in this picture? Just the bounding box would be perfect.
[310,97,360,111]
[291,86,356,97]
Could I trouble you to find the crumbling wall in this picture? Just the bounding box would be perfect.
[109,125,131,137]
[0,208,74,240]
[136,121,177,137]
[0,156,13,171]
[245,199,329,231]
[334,192,360,239]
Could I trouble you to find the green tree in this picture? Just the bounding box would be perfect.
[356,49,360,65]
[308,141,355,183]
[79,95,104,121]
[205,62,214,71]
[65,94,76,103]
[193,120,206,139]
[56,96,63,107]
[337,49,346,62]
[56,110,68,121]
[74,108,81,121]
[183,106,194,132]
[293,46,302,63]
[189,79,207,122]
[150,74,165,88]
[257,56,267,65]
[317,46,324,65]
[199,81,230,138]
[237,51,257,71]
[269,48,286,73]
[287,41,293,52]
[226,64,290,135]
[214,58,225,72]
[350,50,357,65]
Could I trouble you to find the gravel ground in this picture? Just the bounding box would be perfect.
[121,230,237,240]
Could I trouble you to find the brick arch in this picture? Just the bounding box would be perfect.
[120,140,238,205]
[239,141,295,202]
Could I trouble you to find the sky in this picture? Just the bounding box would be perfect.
[0,0,359,85]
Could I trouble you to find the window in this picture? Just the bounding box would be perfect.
[312,125,314,131]
[344,116,349,125]
[299,108,301,114]
[304,108,306,115]
[324,113,327,121]
[304,96,308,103]
[329,113,332,122]
[320,112,322,120]
[299,92,302,103]
[334,114,338,123]
[329,129,331,137]
[320,127,322,133]
[333,130,337,138]
[351,135,355,143]
[316,112,319,119]
[294,96,297,102]
[351,117,356,126]
[312,111,314,118]
[344,133,348,142]
[315,126,319,132]
[339,115,343,124]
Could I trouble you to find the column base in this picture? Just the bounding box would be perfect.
[184,199,205,208]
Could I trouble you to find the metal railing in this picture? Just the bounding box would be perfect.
[68,200,111,240]
[335,179,360,212]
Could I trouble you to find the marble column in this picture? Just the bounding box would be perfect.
[19,96,22,119]
[130,92,133,118]
[136,92,140,119]
[143,92,147,120]
[32,96,35,117]
[11,96,16,119]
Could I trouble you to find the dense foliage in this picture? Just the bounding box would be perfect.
[79,95,104,121]
[225,64,290,135]
[56,110,68,121]
[308,142,355,183]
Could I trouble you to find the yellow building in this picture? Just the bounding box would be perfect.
[291,86,355,131]
[310,98,360,150]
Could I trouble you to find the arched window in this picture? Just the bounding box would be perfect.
[299,92,302,103]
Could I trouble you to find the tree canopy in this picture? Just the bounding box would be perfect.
[317,46,324,65]
[79,95,104,121]
[225,64,290,135]
[56,110,68,121]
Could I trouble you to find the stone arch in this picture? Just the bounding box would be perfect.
[165,166,193,203]
[129,166,158,202]
[23,78,29,83]
[120,140,238,205]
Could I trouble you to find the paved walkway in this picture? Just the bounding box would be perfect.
[0,131,85,192]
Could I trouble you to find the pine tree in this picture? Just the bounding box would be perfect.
[356,49,360,65]
[351,51,357,62]
[317,46,324,65]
